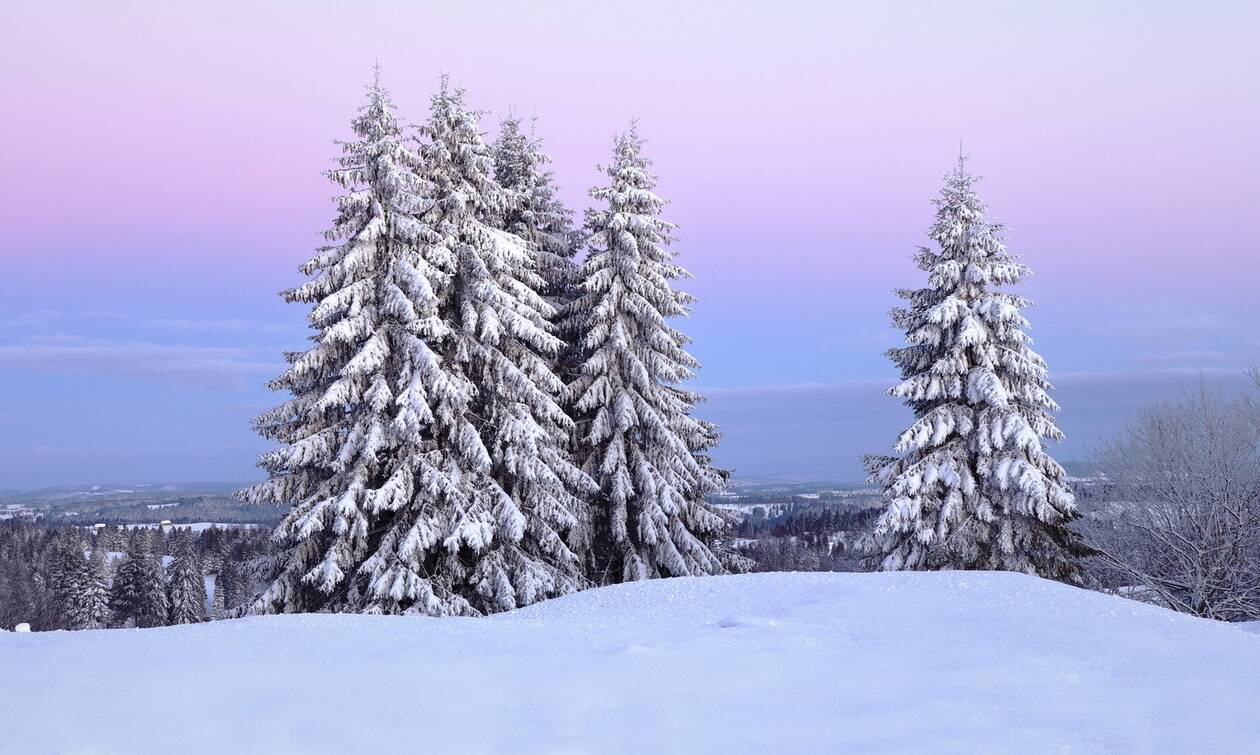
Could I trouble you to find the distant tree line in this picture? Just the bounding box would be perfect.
[732,505,883,573]
[0,522,275,632]
[59,495,282,527]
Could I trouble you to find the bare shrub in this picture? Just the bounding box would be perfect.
[1084,386,1260,620]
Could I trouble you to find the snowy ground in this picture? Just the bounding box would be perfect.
[4,572,1258,753]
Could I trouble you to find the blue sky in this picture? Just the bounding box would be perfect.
[1,1,1257,488]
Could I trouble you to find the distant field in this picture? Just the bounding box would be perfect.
[0,483,281,526]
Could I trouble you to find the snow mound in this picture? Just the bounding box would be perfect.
[3,572,1257,753]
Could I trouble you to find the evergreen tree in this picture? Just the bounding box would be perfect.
[239,67,438,614]
[52,541,110,630]
[82,548,110,629]
[217,560,243,613]
[565,125,733,584]
[863,157,1085,582]
[211,570,227,619]
[205,528,230,573]
[243,72,590,616]
[109,549,168,628]
[490,115,579,309]
[51,540,87,629]
[98,526,124,553]
[354,78,592,614]
[167,542,208,624]
[108,553,139,626]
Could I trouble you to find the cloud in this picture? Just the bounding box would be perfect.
[701,380,886,397]
[696,368,1256,480]
[1079,310,1223,343]
[0,339,279,390]
[1136,350,1238,367]
[0,309,294,336]
[1052,366,1246,385]
[819,328,904,349]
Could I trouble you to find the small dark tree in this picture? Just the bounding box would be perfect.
[167,542,208,625]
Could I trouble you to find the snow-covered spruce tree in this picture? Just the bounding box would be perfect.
[81,548,110,629]
[490,115,579,310]
[166,542,207,625]
[239,68,450,614]
[565,126,735,584]
[359,78,594,613]
[210,571,227,618]
[54,543,109,630]
[51,541,88,629]
[242,72,589,616]
[105,553,137,627]
[863,157,1086,582]
[216,560,243,614]
[109,549,168,628]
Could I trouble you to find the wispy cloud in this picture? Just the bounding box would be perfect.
[695,368,1257,479]
[0,338,279,390]
[1052,366,1246,384]
[1079,309,1223,343]
[0,309,295,336]
[819,328,903,350]
[700,380,886,397]
[1136,350,1239,367]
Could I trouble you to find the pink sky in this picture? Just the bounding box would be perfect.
[4,2,1257,292]
[0,1,1257,485]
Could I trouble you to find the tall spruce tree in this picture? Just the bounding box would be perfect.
[863,157,1085,582]
[211,572,227,619]
[565,125,733,584]
[53,542,109,630]
[360,78,593,613]
[217,560,245,614]
[167,542,208,624]
[109,549,168,628]
[81,548,110,629]
[490,115,579,309]
[51,540,87,629]
[243,72,590,616]
[239,67,454,614]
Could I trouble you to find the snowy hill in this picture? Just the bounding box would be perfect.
[4,572,1258,753]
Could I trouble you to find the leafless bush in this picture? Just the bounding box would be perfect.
[1083,386,1260,621]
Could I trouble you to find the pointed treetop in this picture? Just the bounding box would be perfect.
[436,71,454,98]
[955,140,972,182]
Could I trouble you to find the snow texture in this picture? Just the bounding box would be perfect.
[4,572,1257,753]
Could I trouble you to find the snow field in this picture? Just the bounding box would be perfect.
[3,571,1257,753]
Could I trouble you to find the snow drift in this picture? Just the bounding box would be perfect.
[4,572,1258,753]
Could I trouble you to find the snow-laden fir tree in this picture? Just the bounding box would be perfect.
[216,559,246,615]
[51,541,90,629]
[356,78,593,613]
[242,72,590,616]
[211,570,227,619]
[167,542,207,624]
[81,548,110,628]
[239,68,451,614]
[863,157,1085,582]
[490,115,579,310]
[565,125,734,584]
[109,548,168,628]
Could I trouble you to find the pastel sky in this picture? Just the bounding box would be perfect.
[1,1,1257,488]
